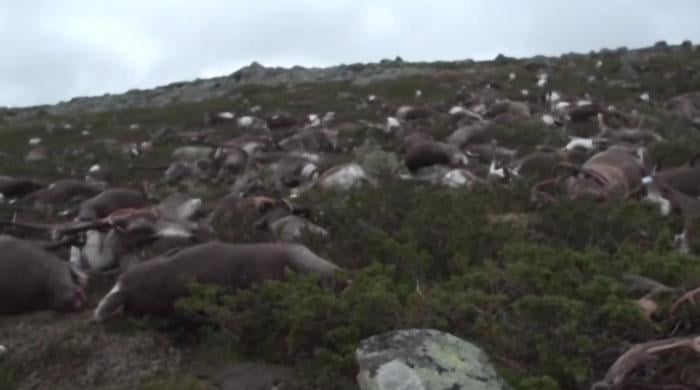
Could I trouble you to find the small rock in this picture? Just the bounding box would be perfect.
[28,137,42,146]
[356,329,510,390]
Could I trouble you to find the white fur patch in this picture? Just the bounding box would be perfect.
[300,152,320,162]
[537,75,548,88]
[541,115,555,126]
[555,101,571,112]
[177,199,202,220]
[642,176,653,185]
[449,106,466,115]
[443,170,468,188]
[69,246,82,268]
[454,153,469,166]
[94,281,123,322]
[308,114,321,127]
[83,230,114,271]
[158,226,192,238]
[321,164,368,191]
[301,163,318,178]
[489,161,505,178]
[565,137,595,151]
[237,116,254,128]
[242,142,260,155]
[395,106,412,119]
[216,112,235,120]
[385,117,401,133]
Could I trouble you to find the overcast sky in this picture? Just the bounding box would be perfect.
[2,0,700,108]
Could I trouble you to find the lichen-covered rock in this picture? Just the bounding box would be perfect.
[356,329,510,390]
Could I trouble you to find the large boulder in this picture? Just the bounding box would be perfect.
[356,329,510,390]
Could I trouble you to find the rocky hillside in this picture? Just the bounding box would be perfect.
[1,40,700,390]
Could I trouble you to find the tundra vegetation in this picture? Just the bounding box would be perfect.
[1,43,700,389]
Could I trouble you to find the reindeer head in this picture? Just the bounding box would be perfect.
[531,163,611,205]
[565,167,611,202]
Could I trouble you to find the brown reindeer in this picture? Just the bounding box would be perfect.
[532,149,645,203]
[93,242,348,321]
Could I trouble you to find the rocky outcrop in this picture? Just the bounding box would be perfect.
[356,329,510,390]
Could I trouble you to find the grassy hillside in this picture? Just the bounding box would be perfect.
[1,43,700,389]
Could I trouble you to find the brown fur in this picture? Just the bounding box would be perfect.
[78,188,149,221]
[405,141,467,173]
[0,176,45,198]
[25,179,101,204]
[94,242,343,320]
[566,149,645,201]
[0,236,87,315]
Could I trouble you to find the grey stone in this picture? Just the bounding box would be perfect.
[356,329,510,390]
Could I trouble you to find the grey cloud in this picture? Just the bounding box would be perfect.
[2,0,700,107]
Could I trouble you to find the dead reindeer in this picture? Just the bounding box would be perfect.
[645,177,700,256]
[404,140,469,173]
[0,176,46,199]
[70,194,207,273]
[636,155,700,216]
[208,194,279,231]
[509,149,570,181]
[665,92,700,126]
[621,274,680,320]
[252,199,328,243]
[597,113,663,145]
[531,149,646,204]
[24,179,104,205]
[591,335,700,389]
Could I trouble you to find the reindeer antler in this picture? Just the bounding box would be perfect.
[670,286,700,315]
[592,335,700,389]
